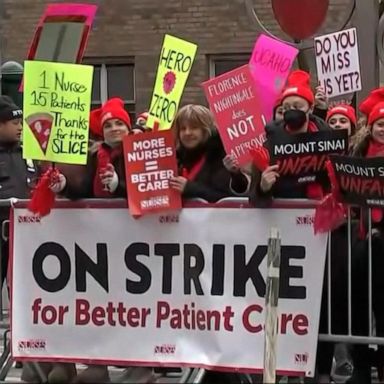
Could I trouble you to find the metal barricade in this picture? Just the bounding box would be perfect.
[1,197,383,383]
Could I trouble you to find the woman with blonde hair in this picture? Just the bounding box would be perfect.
[170,104,249,202]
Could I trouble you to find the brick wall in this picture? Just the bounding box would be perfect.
[1,0,353,113]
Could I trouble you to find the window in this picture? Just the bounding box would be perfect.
[208,54,250,78]
[84,58,136,122]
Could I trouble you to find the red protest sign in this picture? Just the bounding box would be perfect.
[123,131,182,216]
[202,65,265,165]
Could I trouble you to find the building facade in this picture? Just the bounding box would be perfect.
[1,0,355,118]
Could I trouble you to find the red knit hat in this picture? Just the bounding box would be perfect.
[359,88,384,117]
[100,98,131,129]
[368,101,384,125]
[326,105,357,126]
[281,70,314,106]
[89,108,102,138]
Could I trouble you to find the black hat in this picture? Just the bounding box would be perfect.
[0,96,22,123]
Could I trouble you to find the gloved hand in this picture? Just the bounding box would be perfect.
[99,163,119,193]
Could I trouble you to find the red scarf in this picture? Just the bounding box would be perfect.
[181,155,206,181]
[93,145,121,197]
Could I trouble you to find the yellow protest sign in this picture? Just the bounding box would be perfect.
[23,60,93,164]
[147,35,198,131]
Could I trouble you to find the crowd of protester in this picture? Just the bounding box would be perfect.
[1,66,384,383]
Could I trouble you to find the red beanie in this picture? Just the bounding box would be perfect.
[89,108,102,138]
[359,88,384,117]
[368,101,384,125]
[281,70,314,106]
[326,105,357,126]
[100,98,131,129]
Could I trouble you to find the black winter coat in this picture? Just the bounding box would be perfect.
[0,142,39,221]
[177,133,248,203]
[250,114,331,204]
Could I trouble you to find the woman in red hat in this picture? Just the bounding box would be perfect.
[326,104,356,137]
[345,101,384,384]
[51,98,132,199]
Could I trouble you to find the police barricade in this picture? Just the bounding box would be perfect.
[0,197,381,383]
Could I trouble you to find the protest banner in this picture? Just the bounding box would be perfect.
[315,28,361,98]
[123,130,181,215]
[22,61,93,165]
[269,130,348,186]
[146,35,198,131]
[11,205,327,377]
[249,34,298,123]
[329,155,384,207]
[202,65,265,165]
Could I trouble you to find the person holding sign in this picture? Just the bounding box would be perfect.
[51,98,132,199]
[251,70,331,202]
[346,101,384,384]
[169,104,250,202]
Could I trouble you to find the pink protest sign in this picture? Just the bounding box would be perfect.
[202,65,265,165]
[250,34,298,123]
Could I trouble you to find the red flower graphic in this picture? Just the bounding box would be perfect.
[163,71,176,94]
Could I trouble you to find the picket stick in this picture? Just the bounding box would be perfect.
[263,227,281,384]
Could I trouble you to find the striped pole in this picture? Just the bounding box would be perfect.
[263,227,281,384]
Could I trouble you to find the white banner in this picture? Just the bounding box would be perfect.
[315,28,361,98]
[11,207,327,376]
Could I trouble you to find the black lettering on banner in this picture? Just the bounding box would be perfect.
[211,244,225,296]
[154,244,180,294]
[184,244,204,295]
[329,155,384,207]
[233,245,266,297]
[160,48,192,73]
[269,130,348,187]
[33,242,71,293]
[125,243,152,294]
[75,243,109,293]
[280,246,306,299]
[149,94,177,123]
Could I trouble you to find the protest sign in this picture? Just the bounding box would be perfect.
[26,3,97,63]
[329,155,384,207]
[23,61,93,164]
[269,130,348,185]
[315,28,361,98]
[11,205,327,377]
[249,34,298,123]
[146,35,198,131]
[202,65,265,165]
[123,131,181,215]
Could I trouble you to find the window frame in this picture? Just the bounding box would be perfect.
[83,57,136,105]
[208,54,251,78]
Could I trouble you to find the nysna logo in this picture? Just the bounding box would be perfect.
[296,215,314,226]
[18,215,41,223]
[18,339,46,351]
[154,344,176,355]
[294,353,308,366]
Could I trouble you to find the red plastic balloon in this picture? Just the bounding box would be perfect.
[272,0,329,40]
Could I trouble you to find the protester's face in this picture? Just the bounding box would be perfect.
[328,114,352,136]
[0,118,22,143]
[275,105,284,121]
[103,118,130,145]
[179,125,205,149]
[372,118,384,144]
[282,96,310,114]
